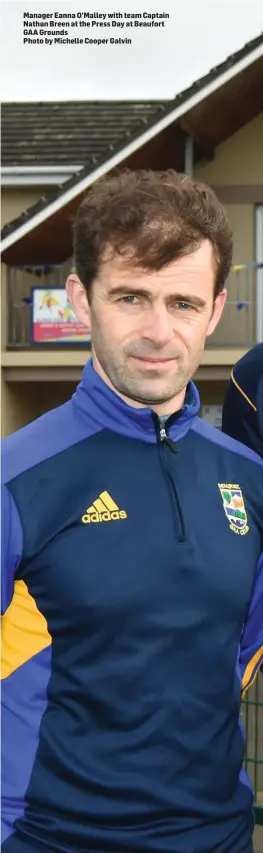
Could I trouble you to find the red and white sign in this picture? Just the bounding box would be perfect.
[32,288,90,345]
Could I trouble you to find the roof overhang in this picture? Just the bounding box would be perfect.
[1,166,82,187]
[1,36,263,265]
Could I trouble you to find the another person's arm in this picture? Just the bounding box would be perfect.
[240,552,263,697]
[222,345,263,458]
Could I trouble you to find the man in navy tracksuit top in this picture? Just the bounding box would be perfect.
[222,343,263,459]
[2,170,263,853]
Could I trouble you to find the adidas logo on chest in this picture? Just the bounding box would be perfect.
[82,491,127,523]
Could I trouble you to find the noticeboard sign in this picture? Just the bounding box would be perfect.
[31,287,91,345]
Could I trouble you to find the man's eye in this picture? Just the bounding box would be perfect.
[176,302,192,311]
[120,295,139,305]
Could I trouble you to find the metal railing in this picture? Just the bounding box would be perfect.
[6,261,73,349]
[4,261,263,349]
[208,262,262,348]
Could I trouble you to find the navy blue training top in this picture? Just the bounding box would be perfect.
[222,342,263,458]
[2,359,263,853]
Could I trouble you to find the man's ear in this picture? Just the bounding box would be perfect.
[206,288,228,337]
[66,274,91,332]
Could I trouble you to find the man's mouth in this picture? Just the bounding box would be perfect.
[131,355,175,366]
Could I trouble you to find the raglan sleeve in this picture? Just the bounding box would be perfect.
[1,483,23,615]
[239,551,263,698]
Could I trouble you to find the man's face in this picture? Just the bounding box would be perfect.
[67,240,227,411]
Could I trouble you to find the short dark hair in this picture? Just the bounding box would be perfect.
[73,168,233,299]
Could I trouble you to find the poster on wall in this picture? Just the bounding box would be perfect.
[31,288,91,345]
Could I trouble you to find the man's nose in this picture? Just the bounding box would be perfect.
[141,306,173,346]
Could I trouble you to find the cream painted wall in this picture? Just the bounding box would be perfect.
[1,187,52,227]
[194,115,263,346]
[195,113,263,186]
[223,205,254,263]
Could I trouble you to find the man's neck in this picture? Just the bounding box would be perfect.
[92,355,187,416]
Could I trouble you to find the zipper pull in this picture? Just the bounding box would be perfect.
[160,426,178,453]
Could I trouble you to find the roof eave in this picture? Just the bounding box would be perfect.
[1,166,82,187]
[1,38,263,253]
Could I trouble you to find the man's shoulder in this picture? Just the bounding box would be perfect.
[192,417,263,469]
[235,341,263,370]
[234,342,263,389]
[1,399,90,486]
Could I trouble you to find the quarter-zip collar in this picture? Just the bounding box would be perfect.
[73,358,200,444]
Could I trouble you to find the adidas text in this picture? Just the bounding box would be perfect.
[82,510,127,523]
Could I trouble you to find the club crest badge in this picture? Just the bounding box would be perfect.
[218,483,249,535]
